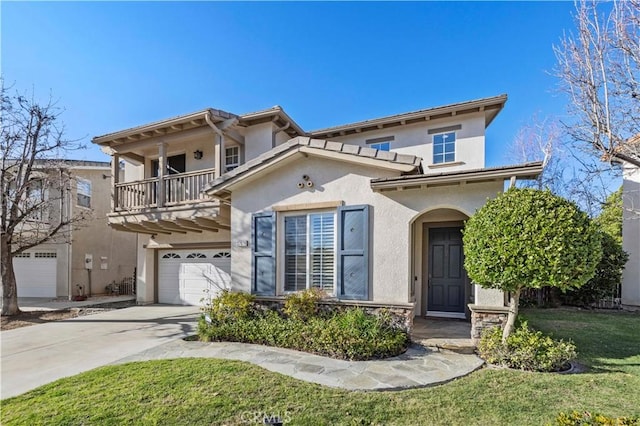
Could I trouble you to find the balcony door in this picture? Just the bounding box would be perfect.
[151,154,186,177]
[151,154,186,205]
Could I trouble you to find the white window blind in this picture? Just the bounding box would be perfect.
[310,213,335,292]
[285,215,307,292]
[284,212,335,293]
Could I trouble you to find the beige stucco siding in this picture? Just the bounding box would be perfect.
[245,122,276,162]
[70,168,137,296]
[230,154,503,305]
[326,112,486,172]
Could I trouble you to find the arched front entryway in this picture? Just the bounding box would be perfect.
[411,208,471,320]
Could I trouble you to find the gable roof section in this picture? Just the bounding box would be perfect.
[204,136,422,199]
[370,162,544,191]
[93,108,238,147]
[308,94,508,139]
[93,106,306,148]
[238,106,305,138]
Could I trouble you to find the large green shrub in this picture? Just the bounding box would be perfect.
[198,291,409,360]
[478,321,576,372]
[563,189,628,307]
[563,232,628,306]
[463,188,601,340]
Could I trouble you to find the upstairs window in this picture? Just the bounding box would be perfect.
[366,136,394,152]
[433,132,456,164]
[77,178,91,208]
[225,146,240,172]
[23,178,48,221]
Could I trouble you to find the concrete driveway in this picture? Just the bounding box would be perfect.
[0,305,199,399]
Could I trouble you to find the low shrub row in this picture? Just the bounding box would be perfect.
[197,290,409,360]
[478,321,576,372]
[552,411,640,425]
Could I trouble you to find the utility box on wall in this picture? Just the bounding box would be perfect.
[84,253,93,270]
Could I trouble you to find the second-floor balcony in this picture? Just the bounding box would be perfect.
[114,168,216,212]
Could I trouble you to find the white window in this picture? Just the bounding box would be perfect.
[225,146,239,172]
[433,131,456,164]
[366,136,393,152]
[34,252,57,258]
[186,253,206,259]
[77,178,91,208]
[284,212,335,293]
[370,142,390,151]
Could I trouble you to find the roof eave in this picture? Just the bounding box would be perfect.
[308,94,508,138]
[92,108,236,146]
[370,162,544,191]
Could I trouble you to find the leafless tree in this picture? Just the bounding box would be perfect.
[1,83,87,316]
[509,115,567,192]
[509,115,621,216]
[554,0,640,167]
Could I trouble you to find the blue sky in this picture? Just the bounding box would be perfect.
[2,1,578,166]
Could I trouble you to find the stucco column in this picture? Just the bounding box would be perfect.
[474,286,506,307]
[135,235,155,304]
[157,143,166,208]
[214,134,224,178]
[111,153,119,211]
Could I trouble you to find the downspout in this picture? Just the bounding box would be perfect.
[272,122,290,148]
[205,112,225,178]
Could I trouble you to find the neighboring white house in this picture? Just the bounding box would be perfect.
[622,162,640,307]
[93,95,542,325]
[11,160,137,299]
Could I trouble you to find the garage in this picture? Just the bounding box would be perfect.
[13,251,58,298]
[158,248,231,305]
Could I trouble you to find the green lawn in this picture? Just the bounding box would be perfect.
[2,308,639,425]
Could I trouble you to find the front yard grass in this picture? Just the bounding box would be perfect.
[2,308,638,425]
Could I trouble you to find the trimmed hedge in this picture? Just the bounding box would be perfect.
[198,290,409,360]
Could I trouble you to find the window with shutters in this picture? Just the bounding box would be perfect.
[283,212,335,294]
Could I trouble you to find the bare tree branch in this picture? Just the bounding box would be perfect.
[1,80,87,316]
[554,0,640,168]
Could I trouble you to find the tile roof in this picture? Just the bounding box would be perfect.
[205,137,422,194]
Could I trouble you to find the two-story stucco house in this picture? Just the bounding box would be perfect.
[12,160,137,299]
[93,95,542,328]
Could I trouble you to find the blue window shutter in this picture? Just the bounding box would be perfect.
[252,212,276,296]
[337,205,370,300]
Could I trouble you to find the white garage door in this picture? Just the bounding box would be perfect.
[158,249,231,306]
[13,251,57,298]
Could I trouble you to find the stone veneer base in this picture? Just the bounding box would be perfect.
[468,304,509,343]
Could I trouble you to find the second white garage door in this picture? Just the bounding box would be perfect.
[158,249,231,306]
[13,251,58,298]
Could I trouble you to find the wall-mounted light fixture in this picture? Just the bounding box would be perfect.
[193,150,203,160]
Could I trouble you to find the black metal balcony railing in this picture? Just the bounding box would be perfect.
[114,168,216,211]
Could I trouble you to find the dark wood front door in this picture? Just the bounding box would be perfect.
[427,227,465,314]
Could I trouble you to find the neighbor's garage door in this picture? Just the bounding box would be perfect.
[13,251,58,298]
[158,249,231,305]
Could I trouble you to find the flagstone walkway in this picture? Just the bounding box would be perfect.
[116,339,484,391]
